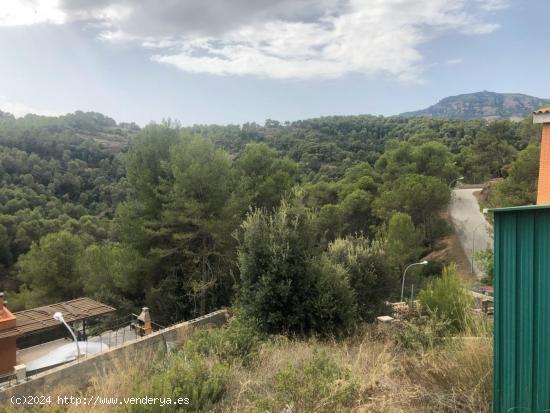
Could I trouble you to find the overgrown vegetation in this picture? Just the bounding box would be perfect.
[476,248,495,285]
[6,308,492,413]
[0,109,533,359]
[418,264,474,332]
[0,112,130,283]
[236,199,358,337]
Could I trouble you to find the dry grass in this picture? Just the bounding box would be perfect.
[1,349,161,413]
[214,331,410,412]
[60,349,160,413]
[215,324,491,413]
[14,322,492,413]
[405,337,492,412]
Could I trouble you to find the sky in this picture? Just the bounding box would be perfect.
[0,0,549,126]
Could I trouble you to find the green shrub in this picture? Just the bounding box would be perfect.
[422,260,444,278]
[129,352,229,412]
[185,313,264,365]
[430,215,453,240]
[417,264,473,332]
[326,235,395,321]
[395,316,450,351]
[236,200,358,337]
[306,256,358,337]
[256,350,359,412]
[476,248,494,285]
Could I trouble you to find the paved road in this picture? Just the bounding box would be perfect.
[449,188,493,278]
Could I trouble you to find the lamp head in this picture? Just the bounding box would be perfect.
[421,260,428,265]
[53,312,64,322]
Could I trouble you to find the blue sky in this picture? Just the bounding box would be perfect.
[0,0,548,125]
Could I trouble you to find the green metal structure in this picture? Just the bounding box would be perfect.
[491,204,550,412]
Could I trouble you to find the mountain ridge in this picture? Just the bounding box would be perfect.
[400,91,550,120]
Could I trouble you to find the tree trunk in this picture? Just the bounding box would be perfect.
[200,236,207,315]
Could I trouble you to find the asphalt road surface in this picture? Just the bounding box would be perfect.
[449,188,493,278]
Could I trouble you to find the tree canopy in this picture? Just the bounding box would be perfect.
[0,109,537,331]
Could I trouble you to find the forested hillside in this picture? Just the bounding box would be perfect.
[0,112,137,283]
[0,110,541,327]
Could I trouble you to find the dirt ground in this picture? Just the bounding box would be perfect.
[424,211,477,284]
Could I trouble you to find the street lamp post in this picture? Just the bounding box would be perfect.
[401,260,429,303]
[53,312,81,360]
[471,223,486,275]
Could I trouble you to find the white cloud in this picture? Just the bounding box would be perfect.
[0,0,505,80]
[0,97,61,118]
[0,0,66,26]
[150,0,500,81]
[475,0,511,11]
[444,58,463,65]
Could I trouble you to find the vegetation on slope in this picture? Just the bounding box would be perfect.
[0,112,134,283]
[0,109,540,326]
[0,107,530,412]
[3,271,492,413]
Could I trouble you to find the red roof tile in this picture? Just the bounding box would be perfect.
[534,106,550,114]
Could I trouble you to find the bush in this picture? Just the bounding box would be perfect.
[430,215,453,240]
[417,264,473,332]
[236,201,315,335]
[306,256,358,337]
[236,200,358,337]
[130,352,229,412]
[394,316,450,351]
[185,313,264,365]
[326,235,395,321]
[475,248,494,285]
[421,260,444,278]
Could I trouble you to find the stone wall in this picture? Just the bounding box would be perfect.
[0,309,229,403]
